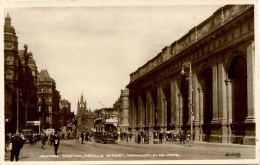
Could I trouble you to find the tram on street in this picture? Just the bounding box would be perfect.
[94,108,119,144]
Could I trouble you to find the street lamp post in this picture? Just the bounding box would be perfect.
[181,61,193,147]
[5,118,9,133]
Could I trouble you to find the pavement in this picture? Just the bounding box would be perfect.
[122,137,255,148]
[4,138,257,162]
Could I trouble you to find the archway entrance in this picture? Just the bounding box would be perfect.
[228,55,247,144]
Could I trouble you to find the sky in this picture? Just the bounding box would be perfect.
[4,3,223,113]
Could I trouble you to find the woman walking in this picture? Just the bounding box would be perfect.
[40,132,46,149]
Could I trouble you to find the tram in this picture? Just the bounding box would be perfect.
[94,123,118,143]
[94,108,119,143]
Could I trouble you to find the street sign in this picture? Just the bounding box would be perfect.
[27,121,40,126]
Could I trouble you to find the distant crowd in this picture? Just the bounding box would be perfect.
[118,129,195,144]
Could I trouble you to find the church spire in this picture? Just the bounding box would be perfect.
[81,93,84,102]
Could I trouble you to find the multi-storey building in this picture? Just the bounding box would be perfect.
[37,69,61,130]
[127,5,255,145]
[18,45,38,130]
[114,88,129,133]
[76,94,95,132]
[60,99,74,128]
[4,13,20,133]
[4,14,38,133]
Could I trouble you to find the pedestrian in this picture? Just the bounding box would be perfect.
[86,132,89,142]
[179,130,185,144]
[144,132,149,144]
[76,131,79,143]
[141,131,144,143]
[5,133,10,153]
[137,132,141,144]
[126,133,129,142]
[29,135,33,145]
[48,134,54,145]
[81,132,84,144]
[10,132,24,161]
[53,132,60,155]
[153,131,157,139]
[40,132,46,149]
[159,132,163,144]
[65,132,68,140]
[33,133,37,144]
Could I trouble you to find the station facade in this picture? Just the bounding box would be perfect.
[127,5,255,145]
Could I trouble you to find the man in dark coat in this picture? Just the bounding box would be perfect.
[137,132,141,144]
[85,132,89,142]
[53,132,60,155]
[159,132,163,144]
[81,132,84,144]
[10,132,24,161]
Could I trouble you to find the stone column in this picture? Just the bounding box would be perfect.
[212,64,219,122]
[129,98,133,129]
[142,103,145,130]
[173,80,180,133]
[131,99,136,129]
[198,88,204,141]
[225,79,234,143]
[151,99,155,128]
[138,96,143,130]
[193,73,200,141]
[130,99,137,142]
[145,100,148,128]
[178,93,183,128]
[163,97,167,131]
[146,92,151,127]
[157,86,165,129]
[146,92,153,142]
[218,63,228,143]
[246,41,254,122]
[150,98,155,142]
[171,80,176,126]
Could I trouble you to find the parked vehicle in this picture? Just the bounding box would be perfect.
[44,128,55,136]
[21,129,33,143]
